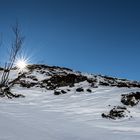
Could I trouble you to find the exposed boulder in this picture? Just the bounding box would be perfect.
[121,92,140,106]
[61,90,67,94]
[102,106,130,120]
[54,89,67,95]
[76,87,84,92]
[54,90,61,95]
[117,82,129,88]
[99,81,110,86]
[86,89,92,93]
[91,82,98,88]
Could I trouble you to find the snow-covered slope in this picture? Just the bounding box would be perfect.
[0,64,140,140]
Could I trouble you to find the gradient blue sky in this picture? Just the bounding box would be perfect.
[0,0,140,80]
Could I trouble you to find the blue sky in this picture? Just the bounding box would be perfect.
[0,0,140,80]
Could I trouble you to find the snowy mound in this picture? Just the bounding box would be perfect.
[0,64,140,140]
[7,64,140,90]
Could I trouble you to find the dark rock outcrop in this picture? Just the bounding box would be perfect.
[86,89,92,93]
[102,106,130,120]
[54,90,61,95]
[76,87,84,92]
[121,92,140,106]
[42,74,88,90]
[20,80,37,88]
[54,90,67,95]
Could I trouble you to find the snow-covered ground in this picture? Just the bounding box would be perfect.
[0,86,140,140]
[0,66,140,140]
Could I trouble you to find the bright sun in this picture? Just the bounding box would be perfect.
[16,59,28,71]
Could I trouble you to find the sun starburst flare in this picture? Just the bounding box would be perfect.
[15,55,30,72]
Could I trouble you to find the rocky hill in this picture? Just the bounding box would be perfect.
[0,64,140,140]
[7,64,140,92]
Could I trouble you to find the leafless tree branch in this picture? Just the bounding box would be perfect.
[0,22,24,89]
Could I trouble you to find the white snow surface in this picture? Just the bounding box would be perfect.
[0,67,140,140]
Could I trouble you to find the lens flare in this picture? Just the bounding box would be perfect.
[15,55,29,72]
[16,59,27,70]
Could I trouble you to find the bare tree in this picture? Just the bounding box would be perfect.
[0,23,25,98]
